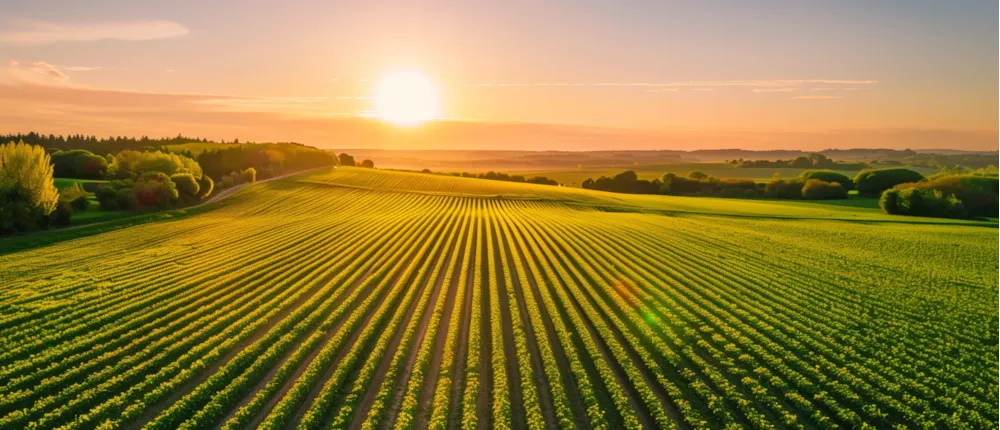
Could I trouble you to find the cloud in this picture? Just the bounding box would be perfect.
[62,66,102,72]
[810,87,862,92]
[752,88,798,93]
[791,95,843,100]
[29,62,67,80]
[0,19,188,45]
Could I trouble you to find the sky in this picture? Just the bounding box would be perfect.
[0,0,996,151]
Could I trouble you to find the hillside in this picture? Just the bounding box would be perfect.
[0,167,996,429]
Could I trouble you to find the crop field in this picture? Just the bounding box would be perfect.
[0,167,996,429]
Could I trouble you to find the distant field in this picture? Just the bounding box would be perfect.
[1,167,995,429]
[53,177,107,190]
[514,163,942,186]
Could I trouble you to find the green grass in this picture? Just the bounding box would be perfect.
[53,178,108,190]
[1,166,995,429]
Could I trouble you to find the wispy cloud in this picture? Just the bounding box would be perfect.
[62,65,103,72]
[791,95,843,100]
[0,19,188,45]
[810,87,862,92]
[752,88,798,93]
[29,62,67,80]
[471,79,878,88]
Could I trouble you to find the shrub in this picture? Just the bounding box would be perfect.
[70,196,90,211]
[113,150,203,179]
[801,179,847,199]
[133,172,178,208]
[170,173,200,197]
[116,188,137,210]
[221,175,235,188]
[360,159,375,168]
[764,178,805,199]
[338,153,356,167]
[893,175,998,217]
[886,188,966,218]
[800,170,854,190]
[854,168,924,195]
[95,185,119,210]
[50,201,73,227]
[230,171,245,185]
[879,189,901,214]
[197,175,214,199]
[243,167,257,183]
[51,149,108,179]
[687,171,710,180]
[0,141,60,233]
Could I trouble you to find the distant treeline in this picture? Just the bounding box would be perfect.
[581,166,998,219]
[419,169,559,186]
[3,132,219,155]
[731,153,869,170]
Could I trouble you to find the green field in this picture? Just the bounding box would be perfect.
[513,163,941,186]
[1,166,995,429]
[53,178,108,190]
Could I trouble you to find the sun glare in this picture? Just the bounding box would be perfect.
[373,70,440,126]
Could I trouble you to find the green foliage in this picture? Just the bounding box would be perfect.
[51,149,109,179]
[0,141,60,233]
[853,168,924,195]
[170,173,200,197]
[114,150,203,179]
[133,171,179,208]
[893,175,998,217]
[801,179,847,199]
[70,196,90,212]
[764,178,805,199]
[242,167,257,183]
[799,170,854,190]
[197,175,214,199]
[338,153,356,167]
[881,187,966,218]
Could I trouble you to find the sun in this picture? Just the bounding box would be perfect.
[373,69,441,126]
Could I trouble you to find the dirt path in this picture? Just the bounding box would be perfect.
[201,166,330,205]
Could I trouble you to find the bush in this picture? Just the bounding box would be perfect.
[243,167,257,183]
[51,149,108,179]
[197,175,214,199]
[360,159,375,168]
[801,179,847,199]
[883,188,966,218]
[0,141,60,233]
[893,175,998,217]
[338,153,356,167]
[95,185,119,210]
[221,175,235,188]
[764,178,805,199]
[800,170,854,190]
[133,172,178,208]
[113,149,203,179]
[854,168,924,195]
[50,201,73,227]
[879,189,901,214]
[170,173,200,197]
[116,188,137,210]
[70,196,90,211]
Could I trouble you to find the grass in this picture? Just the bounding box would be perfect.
[0,167,995,429]
[53,177,108,190]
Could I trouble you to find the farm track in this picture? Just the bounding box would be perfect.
[1,167,996,430]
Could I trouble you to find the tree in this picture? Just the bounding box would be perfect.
[853,168,924,196]
[0,141,60,232]
[338,153,356,167]
[170,173,201,197]
[687,171,710,180]
[197,175,214,199]
[799,170,854,190]
[360,159,375,168]
[801,179,847,199]
[133,172,179,208]
[243,167,257,183]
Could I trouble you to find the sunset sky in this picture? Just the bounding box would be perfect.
[1,1,996,150]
